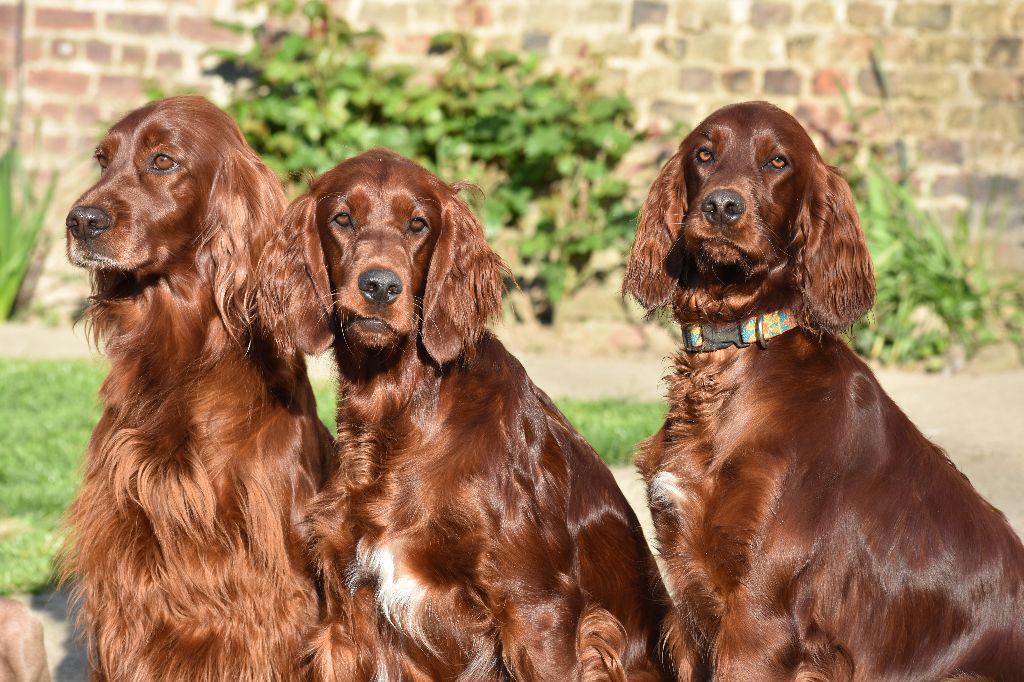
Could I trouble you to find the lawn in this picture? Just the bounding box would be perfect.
[0,358,664,595]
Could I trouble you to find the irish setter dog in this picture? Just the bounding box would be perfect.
[623,100,1024,680]
[259,148,674,680]
[62,96,331,681]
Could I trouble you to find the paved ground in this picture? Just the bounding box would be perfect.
[2,322,1022,680]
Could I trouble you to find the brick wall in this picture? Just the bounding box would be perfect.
[2,0,1023,317]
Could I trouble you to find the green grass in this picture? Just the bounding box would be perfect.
[556,399,665,465]
[0,360,107,594]
[0,358,663,595]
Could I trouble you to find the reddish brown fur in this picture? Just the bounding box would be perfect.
[624,101,1024,680]
[61,96,331,681]
[260,149,674,680]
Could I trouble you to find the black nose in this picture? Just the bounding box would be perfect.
[358,268,403,306]
[700,190,746,228]
[66,206,112,239]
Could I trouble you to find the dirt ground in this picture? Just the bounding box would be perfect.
[2,321,1022,680]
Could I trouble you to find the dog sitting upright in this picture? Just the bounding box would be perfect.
[623,101,1024,680]
[260,149,675,680]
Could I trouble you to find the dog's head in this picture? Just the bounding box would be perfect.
[66,96,284,336]
[623,101,875,333]
[261,149,506,365]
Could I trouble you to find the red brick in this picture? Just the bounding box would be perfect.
[986,38,1021,68]
[122,45,146,66]
[751,2,792,26]
[802,3,835,24]
[971,70,1017,99]
[829,34,872,62]
[177,15,242,43]
[793,103,848,139]
[919,138,964,164]
[76,105,101,126]
[0,5,16,30]
[44,135,69,154]
[960,5,1006,34]
[893,3,951,31]
[392,33,431,55]
[35,7,94,30]
[878,35,915,61]
[85,40,112,63]
[106,12,166,34]
[679,67,714,92]
[630,1,667,27]
[812,68,849,96]
[454,1,494,28]
[28,68,89,95]
[764,68,801,95]
[654,36,687,59]
[156,51,183,70]
[50,39,77,60]
[931,174,969,197]
[721,69,754,93]
[39,102,68,121]
[847,2,885,28]
[98,75,142,98]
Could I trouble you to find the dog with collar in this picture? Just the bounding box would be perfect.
[623,101,1024,680]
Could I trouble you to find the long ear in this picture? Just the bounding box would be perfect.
[199,144,287,343]
[793,162,875,333]
[256,192,335,355]
[622,150,687,309]
[420,191,506,365]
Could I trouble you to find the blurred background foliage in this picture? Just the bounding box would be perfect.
[1,94,57,322]
[832,80,1024,368]
[217,0,642,322]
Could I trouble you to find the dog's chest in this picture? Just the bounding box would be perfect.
[648,369,785,624]
[348,539,430,638]
[345,515,485,657]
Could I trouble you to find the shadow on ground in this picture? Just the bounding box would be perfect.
[28,588,86,682]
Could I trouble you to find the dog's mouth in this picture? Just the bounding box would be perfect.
[695,237,752,272]
[343,316,401,349]
[66,241,124,271]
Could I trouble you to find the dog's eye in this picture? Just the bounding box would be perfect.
[94,151,108,170]
[409,217,428,233]
[767,155,788,170]
[150,154,178,172]
[332,212,353,229]
[696,148,715,163]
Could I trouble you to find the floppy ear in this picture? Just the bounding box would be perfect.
[256,192,335,355]
[198,144,287,343]
[793,162,875,334]
[420,191,506,365]
[622,150,687,309]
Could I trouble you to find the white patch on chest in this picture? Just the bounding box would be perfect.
[347,539,433,648]
[649,470,690,513]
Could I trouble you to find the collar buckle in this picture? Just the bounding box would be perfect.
[683,322,750,353]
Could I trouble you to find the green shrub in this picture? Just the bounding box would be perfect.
[215,0,643,321]
[0,144,56,321]
[850,161,1022,367]
[832,91,1023,368]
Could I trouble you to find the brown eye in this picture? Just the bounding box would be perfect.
[768,155,788,170]
[409,217,428,233]
[696,148,714,163]
[94,152,108,170]
[150,153,177,172]
[332,212,353,229]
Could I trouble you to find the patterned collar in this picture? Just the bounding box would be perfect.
[682,310,797,353]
